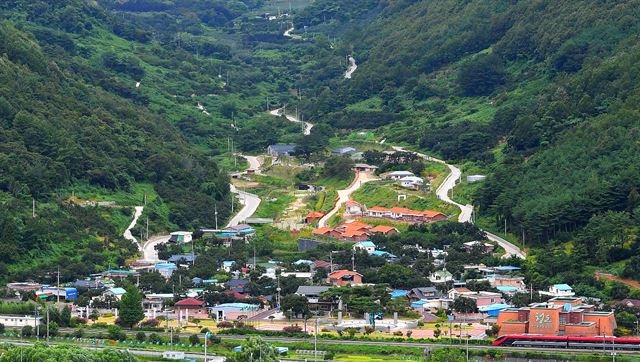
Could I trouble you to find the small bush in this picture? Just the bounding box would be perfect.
[74,329,84,338]
[139,319,160,327]
[136,331,146,342]
[283,325,303,333]
[148,333,162,344]
[189,334,201,345]
[217,321,233,328]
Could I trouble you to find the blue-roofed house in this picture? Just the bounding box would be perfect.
[479,303,512,317]
[154,262,177,278]
[222,261,236,272]
[371,250,398,260]
[267,144,296,157]
[104,287,127,300]
[540,283,575,297]
[353,241,376,254]
[390,290,410,299]
[494,266,522,272]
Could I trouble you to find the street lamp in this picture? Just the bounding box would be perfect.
[204,331,212,362]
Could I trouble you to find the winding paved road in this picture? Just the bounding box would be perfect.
[269,108,313,135]
[283,26,302,40]
[227,184,261,228]
[391,146,525,259]
[317,171,378,227]
[345,56,357,79]
[123,206,144,249]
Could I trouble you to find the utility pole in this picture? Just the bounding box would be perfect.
[46,307,50,343]
[56,267,60,304]
[146,217,149,241]
[253,246,257,269]
[214,204,219,230]
[314,318,319,362]
[352,249,355,272]
[32,198,35,218]
[504,217,507,235]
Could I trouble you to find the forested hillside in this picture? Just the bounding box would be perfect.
[0,0,303,282]
[294,1,640,280]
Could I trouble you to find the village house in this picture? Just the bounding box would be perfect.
[399,176,424,190]
[305,211,325,224]
[226,279,249,294]
[384,171,415,180]
[486,274,526,291]
[332,146,357,156]
[327,270,363,286]
[366,206,447,223]
[352,163,378,173]
[167,254,196,264]
[463,241,495,253]
[353,241,376,254]
[345,200,364,216]
[295,286,333,311]
[104,287,127,300]
[449,289,504,307]
[369,225,399,236]
[174,298,208,321]
[408,287,443,301]
[540,284,575,297]
[429,269,453,284]
[266,144,296,157]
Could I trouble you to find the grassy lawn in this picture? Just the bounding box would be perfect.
[351,181,458,218]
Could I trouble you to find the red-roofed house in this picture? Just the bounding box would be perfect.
[305,211,325,224]
[421,210,448,222]
[370,225,399,236]
[327,270,363,286]
[174,298,208,320]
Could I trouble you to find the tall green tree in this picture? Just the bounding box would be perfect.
[118,286,144,328]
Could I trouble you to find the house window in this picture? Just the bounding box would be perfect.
[559,315,567,326]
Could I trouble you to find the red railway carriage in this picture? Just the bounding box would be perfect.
[493,334,640,350]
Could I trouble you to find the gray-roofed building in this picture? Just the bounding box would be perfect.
[72,279,104,289]
[332,147,357,155]
[408,287,443,301]
[168,254,197,264]
[267,144,296,157]
[295,286,333,310]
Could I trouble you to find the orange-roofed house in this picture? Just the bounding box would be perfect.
[421,210,448,222]
[340,229,370,242]
[327,270,363,286]
[312,227,334,236]
[305,211,325,224]
[370,225,399,236]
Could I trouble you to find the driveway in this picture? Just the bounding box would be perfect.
[318,171,378,227]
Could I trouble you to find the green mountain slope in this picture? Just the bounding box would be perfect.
[0,0,240,281]
[293,1,640,277]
